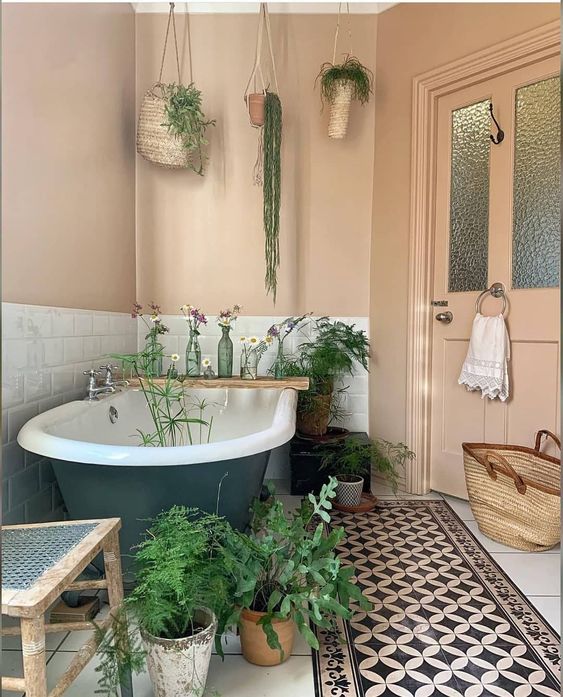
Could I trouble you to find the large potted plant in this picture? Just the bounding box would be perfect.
[96,506,240,697]
[320,436,415,507]
[283,318,370,437]
[316,55,373,139]
[222,478,371,666]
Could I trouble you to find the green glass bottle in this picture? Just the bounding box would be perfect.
[217,326,233,378]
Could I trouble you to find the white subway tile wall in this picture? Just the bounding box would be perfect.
[1,303,137,524]
[143,315,370,479]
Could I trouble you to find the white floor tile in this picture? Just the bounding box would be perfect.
[46,644,315,697]
[278,494,305,515]
[395,490,444,500]
[527,596,561,634]
[206,654,315,697]
[491,552,561,596]
[466,521,560,555]
[442,495,475,521]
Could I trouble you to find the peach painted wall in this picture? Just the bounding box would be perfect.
[2,3,136,312]
[135,13,377,316]
[369,3,560,445]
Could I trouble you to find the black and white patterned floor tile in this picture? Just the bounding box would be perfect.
[312,500,560,697]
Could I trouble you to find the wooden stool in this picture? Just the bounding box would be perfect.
[1,518,132,697]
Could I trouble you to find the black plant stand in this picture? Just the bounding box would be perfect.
[289,431,371,496]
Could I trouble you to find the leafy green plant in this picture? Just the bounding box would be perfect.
[316,55,374,107]
[263,91,282,300]
[163,83,216,176]
[319,435,415,491]
[221,478,372,656]
[282,318,370,425]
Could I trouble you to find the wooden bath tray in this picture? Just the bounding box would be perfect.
[126,376,310,390]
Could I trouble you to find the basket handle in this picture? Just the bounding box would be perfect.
[483,451,527,495]
[534,429,561,452]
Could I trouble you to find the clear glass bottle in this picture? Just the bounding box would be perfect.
[146,335,163,377]
[185,331,201,376]
[217,326,234,378]
[273,341,285,379]
[240,351,258,380]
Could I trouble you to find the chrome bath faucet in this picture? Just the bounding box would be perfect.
[99,364,129,390]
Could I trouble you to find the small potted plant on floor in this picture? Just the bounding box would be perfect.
[222,478,371,666]
[96,506,240,697]
[320,436,415,508]
[283,318,370,437]
[316,55,373,139]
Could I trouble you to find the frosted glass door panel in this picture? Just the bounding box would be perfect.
[512,76,560,289]
[448,99,491,293]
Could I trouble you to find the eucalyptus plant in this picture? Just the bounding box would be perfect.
[316,55,374,107]
[163,83,216,176]
[220,478,372,655]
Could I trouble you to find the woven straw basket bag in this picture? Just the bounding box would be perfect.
[137,83,189,169]
[463,430,560,551]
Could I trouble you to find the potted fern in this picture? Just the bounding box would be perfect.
[282,318,370,437]
[96,506,241,697]
[316,55,373,139]
[223,478,371,666]
[320,436,415,508]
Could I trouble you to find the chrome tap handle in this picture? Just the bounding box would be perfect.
[83,369,100,377]
[99,364,119,385]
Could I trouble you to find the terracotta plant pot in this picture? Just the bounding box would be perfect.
[297,393,332,437]
[335,474,364,507]
[239,608,295,666]
[247,93,265,126]
[142,607,216,697]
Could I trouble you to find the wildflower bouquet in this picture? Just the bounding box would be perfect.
[131,302,169,377]
[217,304,242,329]
[181,304,208,376]
[267,313,312,378]
[239,335,273,380]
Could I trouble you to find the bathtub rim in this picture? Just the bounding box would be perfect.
[17,387,297,466]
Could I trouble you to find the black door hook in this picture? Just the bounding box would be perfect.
[489,102,504,145]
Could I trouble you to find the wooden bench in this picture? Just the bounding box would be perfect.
[1,518,131,697]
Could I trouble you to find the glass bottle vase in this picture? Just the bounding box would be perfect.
[217,326,234,378]
[145,336,163,378]
[240,351,259,380]
[273,341,285,379]
[185,331,202,377]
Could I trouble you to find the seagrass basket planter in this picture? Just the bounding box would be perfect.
[327,79,353,139]
[462,430,561,551]
[137,83,190,169]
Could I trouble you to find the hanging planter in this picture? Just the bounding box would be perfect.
[244,3,282,301]
[137,3,215,174]
[316,4,373,140]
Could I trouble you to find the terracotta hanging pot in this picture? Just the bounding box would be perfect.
[247,92,266,126]
[239,608,295,666]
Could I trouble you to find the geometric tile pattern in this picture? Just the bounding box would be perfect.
[313,500,560,696]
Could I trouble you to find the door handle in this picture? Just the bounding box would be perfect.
[435,311,453,324]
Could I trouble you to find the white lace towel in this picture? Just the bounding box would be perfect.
[458,313,510,401]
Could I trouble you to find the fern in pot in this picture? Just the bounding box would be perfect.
[320,436,415,507]
[316,55,373,139]
[282,318,370,437]
[96,506,240,697]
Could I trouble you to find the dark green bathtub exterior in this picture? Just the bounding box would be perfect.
[51,450,271,571]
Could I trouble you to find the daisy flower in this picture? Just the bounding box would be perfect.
[240,336,247,343]
[170,353,180,362]
[264,335,274,344]
[249,336,259,345]
[202,358,211,368]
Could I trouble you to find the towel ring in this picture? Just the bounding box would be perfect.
[475,282,507,316]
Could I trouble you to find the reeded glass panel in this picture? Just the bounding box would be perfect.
[448,100,490,292]
[512,76,560,289]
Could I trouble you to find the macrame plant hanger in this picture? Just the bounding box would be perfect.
[326,3,355,139]
[332,2,353,66]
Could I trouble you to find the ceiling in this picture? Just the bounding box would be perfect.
[131,2,396,13]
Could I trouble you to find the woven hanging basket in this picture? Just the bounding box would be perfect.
[328,79,353,139]
[136,83,189,169]
[462,430,561,551]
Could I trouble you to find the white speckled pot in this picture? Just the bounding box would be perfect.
[142,608,217,697]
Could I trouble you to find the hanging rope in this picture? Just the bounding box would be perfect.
[244,3,280,102]
[158,2,181,84]
[332,2,353,65]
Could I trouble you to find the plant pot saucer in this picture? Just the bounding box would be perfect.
[296,427,350,444]
[333,492,378,513]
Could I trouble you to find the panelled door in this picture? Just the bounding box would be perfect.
[430,56,560,499]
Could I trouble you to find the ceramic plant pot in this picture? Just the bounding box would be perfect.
[239,608,295,666]
[142,607,217,697]
[297,393,332,437]
[247,93,265,126]
[335,474,364,507]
